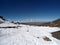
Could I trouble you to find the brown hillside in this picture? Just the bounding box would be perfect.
[40,19,60,27]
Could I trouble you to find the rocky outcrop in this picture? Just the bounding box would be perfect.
[0,16,5,23]
[51,31,60,40]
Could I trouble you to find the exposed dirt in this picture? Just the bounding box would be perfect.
[43,36,51,41]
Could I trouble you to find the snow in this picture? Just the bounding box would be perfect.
[0,22,60,45]
[0,21,18,27]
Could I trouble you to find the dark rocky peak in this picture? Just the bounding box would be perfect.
[0,16,6,21]
[0,16,6,23]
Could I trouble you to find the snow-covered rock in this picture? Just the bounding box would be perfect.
[0,18,4,23]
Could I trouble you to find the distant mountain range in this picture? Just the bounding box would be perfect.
[20,22,46,26]
[20,19,60,27]
[0,16,60,27]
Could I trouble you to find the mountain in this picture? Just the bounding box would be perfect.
[40,18,60,27]
[20,18,60,27]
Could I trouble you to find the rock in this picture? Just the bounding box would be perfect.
[51,31,60,40]
[0,16,6,23]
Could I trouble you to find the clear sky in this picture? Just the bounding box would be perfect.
[0,0,60,22]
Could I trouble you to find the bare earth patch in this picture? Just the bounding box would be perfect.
[43,36,51,41]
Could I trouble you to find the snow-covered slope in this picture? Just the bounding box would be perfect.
[0,21,19,27]
[0,22,60,45]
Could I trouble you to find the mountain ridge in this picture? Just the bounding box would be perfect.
[40,18,60,27]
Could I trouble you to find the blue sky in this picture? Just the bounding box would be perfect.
[0,0,60,22]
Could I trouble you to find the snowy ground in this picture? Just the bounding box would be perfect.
[0,22,60,45]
